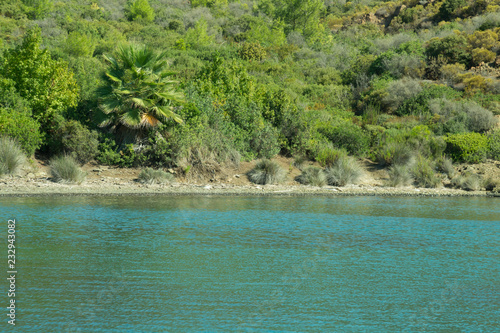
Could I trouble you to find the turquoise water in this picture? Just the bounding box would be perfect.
[1,195,499,332]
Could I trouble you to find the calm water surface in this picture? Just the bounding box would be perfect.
[1,195,499,332]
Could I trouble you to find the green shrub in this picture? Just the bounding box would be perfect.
[0,108,42,156]
[53,120,99,164]
[248,159,286,185]
[386,164,413,187]
[445,133,489,163]
[316,146,346,167]
[487,129,500,160]
[239,42,267,61]
[125,0,154,23]
[322,123,370,157]
[49,155,86,184]
[250,124,281,159]
[97,139,138,167]
[411,155,441,188]
[297,166,326,187]
[376,141,414,166]
[138,168,174,184]
[382,79,423,112]
[0,137,26,177]
[325,155,363,186]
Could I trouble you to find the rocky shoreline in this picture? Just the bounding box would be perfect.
[1,157,499,198]
[0,176,496,197]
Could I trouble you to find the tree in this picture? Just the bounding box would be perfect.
[97,45,184,144]
[125,0,154,23]
[1,27,79,129]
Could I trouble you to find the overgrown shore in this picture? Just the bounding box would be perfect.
[1,156,498,197]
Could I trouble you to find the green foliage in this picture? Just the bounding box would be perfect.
[396,84,461,117]
[320,122,370,156]
[0,137,26,177]
[487,129,500,160]
[411,155,441,188]
[315,146,346,167]
[65,31,95,58]
[438,0,466,20]
[1,27,79,128]
[239,42,267,61]
[445,132,489,163]
[97,45,184,144]
[53,120,99,164]
[125,0,154,23]
[185,19,215,49]
[248,159,286,184]
[96,139,138,167]
[138,168,174,184]
[49,155,86,184]
[426,33,471,66]
[324,154,363,186]
[386,164,413,187]
[297,166,326,186]
[0,108,42,156]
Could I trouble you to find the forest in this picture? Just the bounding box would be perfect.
[1,0,500,188]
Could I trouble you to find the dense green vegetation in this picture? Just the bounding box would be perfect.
[1,0,499,176]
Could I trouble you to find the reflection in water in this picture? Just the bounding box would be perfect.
[0,196,499,332]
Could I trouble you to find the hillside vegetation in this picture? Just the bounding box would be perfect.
[1,0,499,186]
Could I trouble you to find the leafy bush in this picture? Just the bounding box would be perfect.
[96,139,138,167]
[386,164,413,187]
[382,79,423,112]
[487,129,500,160]
[138,168,174,184]
[248,159,286,185]
[0,108,42,156]
[411,155,441,188]
[53,120,99,164]
[297,166,326,187]
[315,146,346,167]
[125,0,154,23]
[0,137,26,177]
[322,123,370,157]
[445,132,489,163]
[239,42,267,61]
[49,155,86,184]
[325,155,363,186]
[471,48,496,65]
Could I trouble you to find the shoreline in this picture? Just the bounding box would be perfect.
[0,181,496,198]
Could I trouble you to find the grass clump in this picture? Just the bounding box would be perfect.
[437,156,455,178]
[248,159,286,185]
[138,168,174,184]
[411,155,441,188]
[0,137,26,177]
[297,166,326,187]
[50,155,86,184]
[386,164,413,187]
[482,176,500,191]
[325,155,363,186]
[451,173,482,191]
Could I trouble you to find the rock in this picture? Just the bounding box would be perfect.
[27,173,35,178]
[168,168,175,174]
[204,185,212,189]
[235,174,240,178]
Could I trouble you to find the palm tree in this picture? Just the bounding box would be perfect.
[97,45,184,144]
